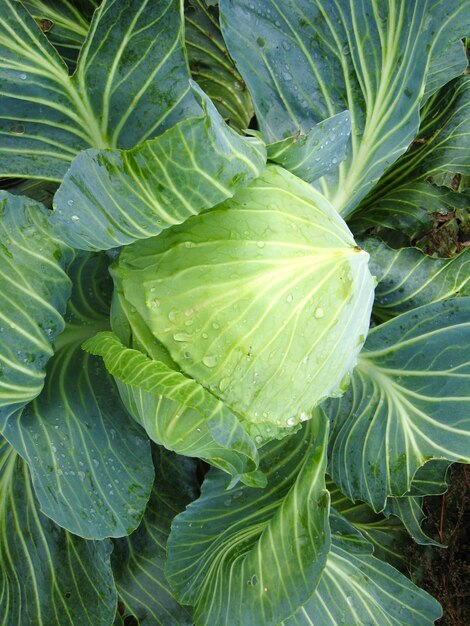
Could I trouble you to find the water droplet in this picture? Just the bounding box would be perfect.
[78,470,86,480]
[168,309,179,322]
[19,73,27,80]
[67,199,74,206]
[255,435,263,444]
[256,241,265,248]
[219,377,230,392]
[332,157,338,164]
[174,332,192,342]
[202,332,208,339]
[71,215,80,222]
[286,294,294,303]
[300,411,309,422]
[212,321,220,330]
[287,417,296,426]
[314,307,325,319]
[202,354,218,368]
[185,308,194,317]
[185,241,196,248]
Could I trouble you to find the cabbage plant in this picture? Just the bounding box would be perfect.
[0,0,469,624]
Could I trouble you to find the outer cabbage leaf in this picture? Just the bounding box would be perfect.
[368,76,470,199]
[384,496,441,547]
[166,413,330,626]
[185,0,253,131]
[0,438,116,625]
[358,75,470,219]
[219,0,470,215]
[328,298,470,511]
[52,85,266,251]
[327,480,411,572]
[382,460,450,547]
[21,0,97,71]
[112,447,197,626]
[365,238,470,321]
[0,192,72,430]
[0,0,198,180]
[3,253,154,540]
[114,165,374,435]
[282,511,441,625]
[350,182,470,242]
[267,111,351,184]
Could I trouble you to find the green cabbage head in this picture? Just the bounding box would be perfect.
[110,165,374,442]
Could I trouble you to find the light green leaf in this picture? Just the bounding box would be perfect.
[0,0,199,180]
[267,111,351,183]
[365,238,470,320]
[219,0,470,215]
[283,511,441,625]
[166,414,330,626]
[185,0,253,132]
[83,330,260,481]
[112,447,197,626]
[0,191,72,431]
[3,253,154,539]
[22,0,97,71]
[0,438,117,625]
[328,298,470,511]
[114,165,374,434]
[51,85,266,251]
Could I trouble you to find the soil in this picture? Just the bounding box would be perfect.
[407,464,470,625]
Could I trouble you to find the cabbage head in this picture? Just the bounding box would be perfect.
[111,165,374,439]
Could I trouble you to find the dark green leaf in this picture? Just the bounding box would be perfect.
[283,511,442,625]
[22,0,97,71]
[3,253,154,539]
[112,447,197,626]
[327,480,411,572]
[328,298,470,511]
[349,181,470,241]
[362,75,470,213]
[0,438,117,625]
[0,0,198,180]
[365,238,470,320]
[185,0,253,131]
[166,414,330,626]
[267,111,351,183]
[0,192,72,431]
[51,85,266,251]
[219,0,470,215]
[384,496,441,547]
